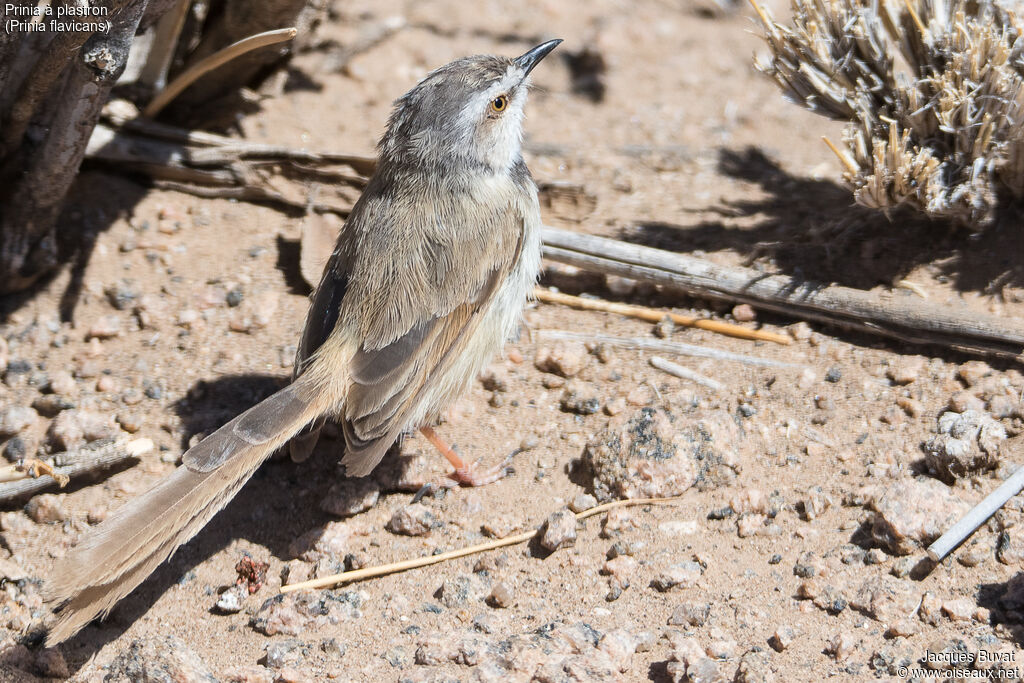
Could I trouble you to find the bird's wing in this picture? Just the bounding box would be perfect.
[334,176,526,476]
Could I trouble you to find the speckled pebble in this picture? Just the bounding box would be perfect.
[386,503,440,536]
[540,508,577,551]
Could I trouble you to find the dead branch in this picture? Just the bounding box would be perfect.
[541,228,1024,361]
[0,437,153,504]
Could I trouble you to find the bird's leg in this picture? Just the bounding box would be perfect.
[418,426,515,488]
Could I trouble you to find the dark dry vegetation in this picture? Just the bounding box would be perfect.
[1,0,1024,681]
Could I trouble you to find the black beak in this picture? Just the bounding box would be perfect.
[514,39,563,78]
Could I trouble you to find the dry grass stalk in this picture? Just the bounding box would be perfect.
[281,497,683,594]
[751,0,1024,226]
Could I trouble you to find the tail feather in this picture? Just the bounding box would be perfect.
[45,378,325,646]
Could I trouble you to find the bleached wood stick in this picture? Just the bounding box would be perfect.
[650,356,725,391]
[927,464,1024,562]
[538,330,801,369]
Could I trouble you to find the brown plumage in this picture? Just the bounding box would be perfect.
[45,39,561,645]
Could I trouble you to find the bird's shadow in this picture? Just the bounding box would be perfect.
[52,373,353,673]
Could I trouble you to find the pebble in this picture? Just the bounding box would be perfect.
[735,651,774,683]
[439,574,488,608]
[941,598,975,622]
[116,412,144,433]
[997,530,1024,565]
[569,493,597,512]
[228,291,279,332]
[584,407,700,502]
[386,503,439,536]
[104,635,217,681]
[320,478,380,517]
[222,665,276,683]
[560,389,601,415]
[668,602,711,627]
[886,618,921,638]
[770,625,796,651]
[48,409,116,450]
[651,561,702,591]
[732,304,756,322]
[479,365,509,392]
[31,394,75,418]
[797,368,816,389]
[487,581,514,608]
[958,361,992,387]
[87,314,123,339]
[87,507,108,525]
[0,405,37,438]
[868,478,971,554]
[827,632,859,662]
[948,391,985,413]
[265,639,304,669]
[604,396,626,415]
[540,508,577,551]
[48,369,78,396]
[534,342,588,377]
[602,555,637,585]
[918,591,943,626]
[887,357,925,384]
[214,584,248,614]
[26,494,68,523]
[788,322,812,341]
[925,410,1006,481]
[896,396,923,418]
[799,486,833,521]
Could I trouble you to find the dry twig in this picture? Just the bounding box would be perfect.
[533,288,790,345]
[649,356,724,391]
[281,497,683,593]
[144,27,298,118]
[928,463,1024,562]
[0,437,153,504]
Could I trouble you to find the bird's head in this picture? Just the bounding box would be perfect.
[380,39,562,175]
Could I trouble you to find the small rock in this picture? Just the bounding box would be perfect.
[958,361,992,387]
[87,507,108,525]
[479,365,509,392]
[788,322,812,341]
[320,478,380,517]
[534,342,588,377]
[824,366,842,383]
[47,409,116,450]
[651,561,702,591]
[896,396,924,418]
[265,639,303,669]
[653,317,675,338]
[49,369,78,396]
[540,508,577,551]
[919,591,943,626]
[869,478,971,554]
[735,650,774,683]
[604,397,626,415]
[799,486,833,521]
[941,598,975,621]
[668,602,710,627]
[31,394,75,417]
[770,625,796,652]
[826,632,859,662]
[439,573,488,608]
[215,584,248,614]
[222,665,276,683]
[0,405,37,438]
[105,635,217,682]
[997,530,1024,565]
[887,357,925,385]
[569,493,598,512]
[386,503,439,536]
[25,493,68,523]
[583,407,701,502]
[116,412,144,433]
[560,390,601,415]
[96,374,118,393]
[87,314,123,339]
[732,304,756,322]
[487,581,514,608]
[886,618,921,638]
[925,410,1006,481]
[948,391,985,413]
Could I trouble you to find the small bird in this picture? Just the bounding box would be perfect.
[45,39,562,645]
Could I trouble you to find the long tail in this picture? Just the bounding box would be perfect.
[44,376,326,646]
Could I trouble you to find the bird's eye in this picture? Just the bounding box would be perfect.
[490,95,508,113]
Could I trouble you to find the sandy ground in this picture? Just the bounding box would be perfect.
[1,0,1024,681]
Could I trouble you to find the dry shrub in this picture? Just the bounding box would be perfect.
[752,0,1024,226]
